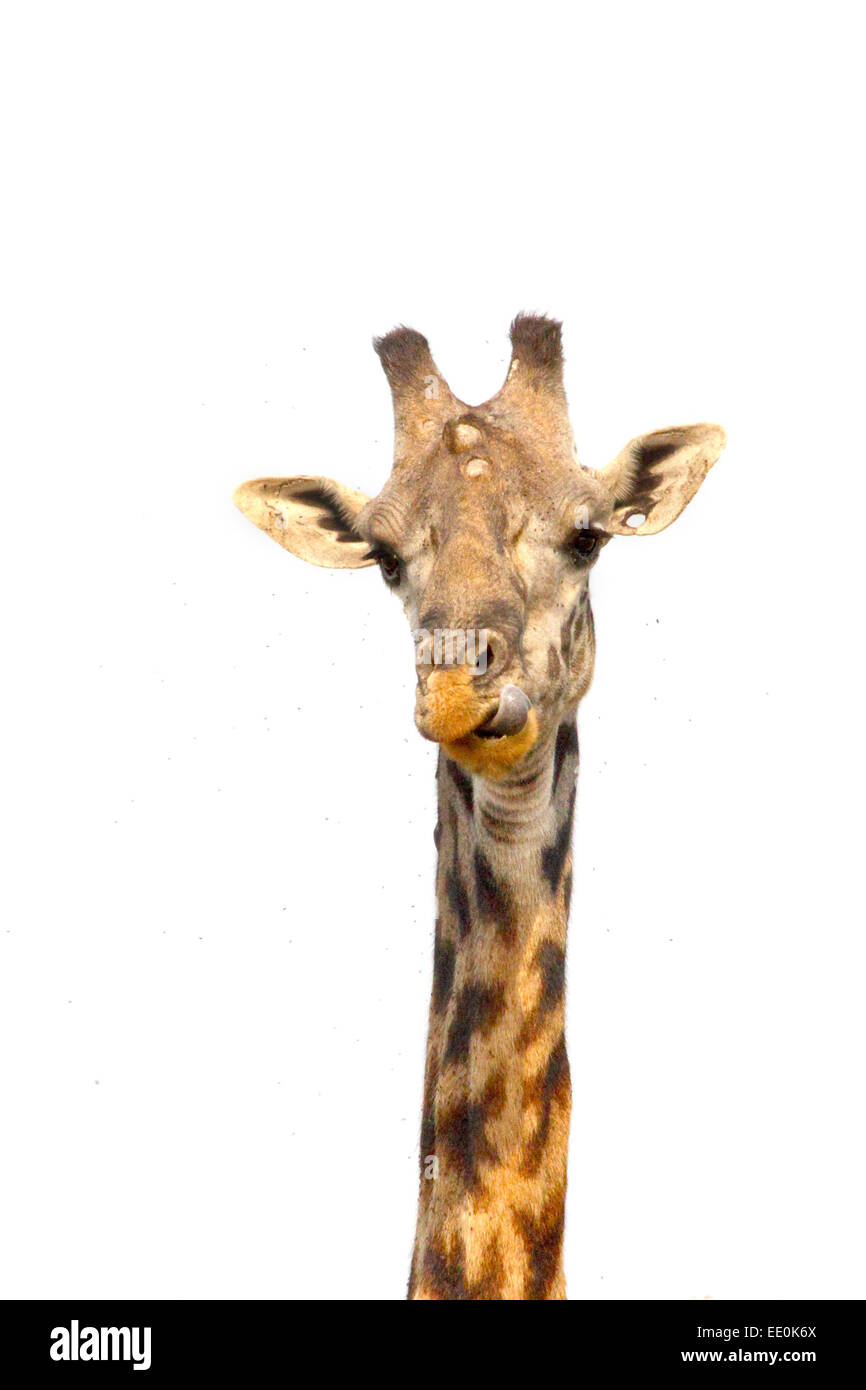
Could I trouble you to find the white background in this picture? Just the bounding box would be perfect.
[2,1,863,1300]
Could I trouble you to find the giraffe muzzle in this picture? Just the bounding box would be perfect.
[417,668,538,777]
[417,668,533,744]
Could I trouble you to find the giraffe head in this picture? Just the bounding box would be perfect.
[234,316,725,779]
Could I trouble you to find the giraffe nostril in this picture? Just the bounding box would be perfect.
[472,636,494,676]
[471,629,509,678]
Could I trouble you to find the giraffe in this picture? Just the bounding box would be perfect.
[234,315,726,1300]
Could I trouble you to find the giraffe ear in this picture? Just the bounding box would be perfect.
[598,424,727,536]
[233,475,375,569]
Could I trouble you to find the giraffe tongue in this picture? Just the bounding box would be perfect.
[476,685,531,738]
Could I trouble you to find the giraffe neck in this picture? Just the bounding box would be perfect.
[409,718,578,1300]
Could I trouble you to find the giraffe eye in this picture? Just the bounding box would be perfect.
[379,551,402,584]
[569,529,601,561]
[362,543,403,584]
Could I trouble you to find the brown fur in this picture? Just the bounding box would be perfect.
[373,326,437,391]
